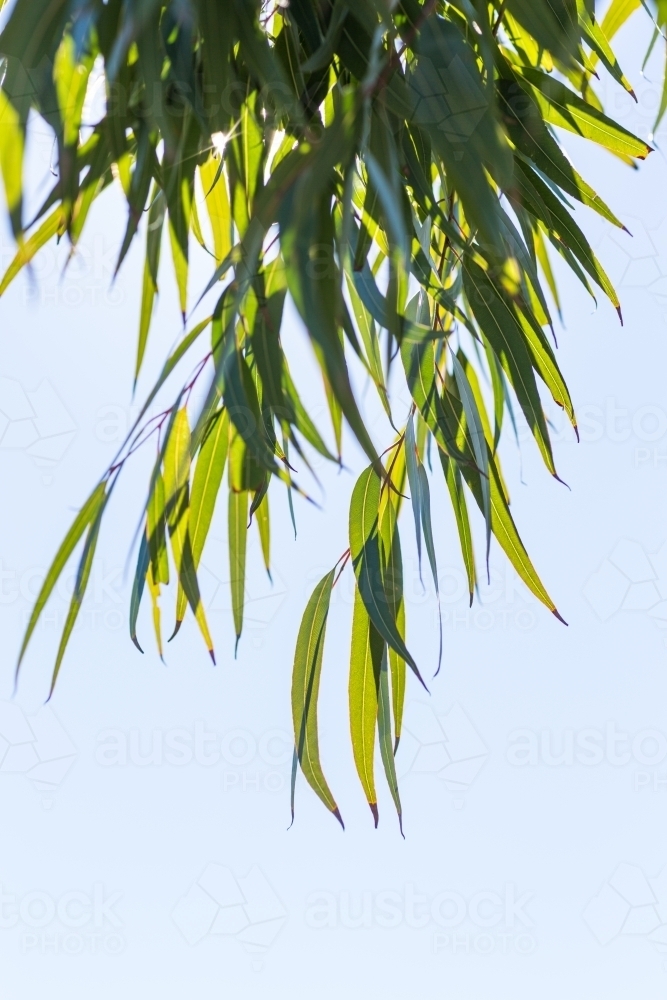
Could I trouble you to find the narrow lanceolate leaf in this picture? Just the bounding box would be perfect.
[0,207,64,296]
[452,352,491,565]
[404,415,423,581]
[400,339,468,466]
[463,259,557,477]
[442,457,476,604]
[516,66,651,159]
[379,450,406,751]
[349,585,383,826]
[200,154,232,262]
[136,187,166,386]
[439,390,562,620]
[190,408,230,562]
[49,495,107,698]
[147,472,170,586]
[514,160,621,313]
[377,646,403,834]
[417,462,442,672]
[163,408,216,661]
[228,487,248,654]
[0,86,24,237]
[254,491,271,579]
[349,465,425,689]
[130,530,150,653]
[174,408,229,627]
[146,563,164,659]
[291,567,343,825]
[16,480,106,681]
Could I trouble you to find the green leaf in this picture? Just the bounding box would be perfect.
[174,408,229,626]
[442,455,476,603]
[377,646,403,833]
[291,567,343,825]
[0,207,64,296]
[452,351,492,563]
[16,481,106,682]
[400,337,469,466]
[577,0,636,97]
[516,65,651,159]
[505,0,580,67]
[190,408,230,565]
[405,415,424,581]
[438,392,562,619]
[136,187,166,386]
[349,584,383,825]
[599,0,642,43]
[228,487,248,654]
[49,487,108,697]
[163,408,216,661]
[498,78,624,229]
[130,531,150,653]
[463,258,557,476]
[147,471,170,586]
[254,490,271,579]
[0,87,24,237]
[512,158,620,311]
[378,448,407,750]
[350,465,425,688]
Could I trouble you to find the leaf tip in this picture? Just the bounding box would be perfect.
[333,807,345,830]
[370,802,379,828]
[552,608,568,626]
[616,305,624,326]
[131,635,144,654]
[168,620,183,642]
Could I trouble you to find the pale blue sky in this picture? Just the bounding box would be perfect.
[0,9,666,999]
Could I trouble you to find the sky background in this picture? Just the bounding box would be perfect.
[1,6,667,999]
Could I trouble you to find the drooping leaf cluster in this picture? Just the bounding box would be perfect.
[0,0,661,826]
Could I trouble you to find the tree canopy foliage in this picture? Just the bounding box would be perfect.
[0,0,663,828]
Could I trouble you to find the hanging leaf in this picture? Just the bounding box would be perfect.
[349,584,383,825]
[228,484,248,654]
[350,465,425,688]
[291,567,343,825]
